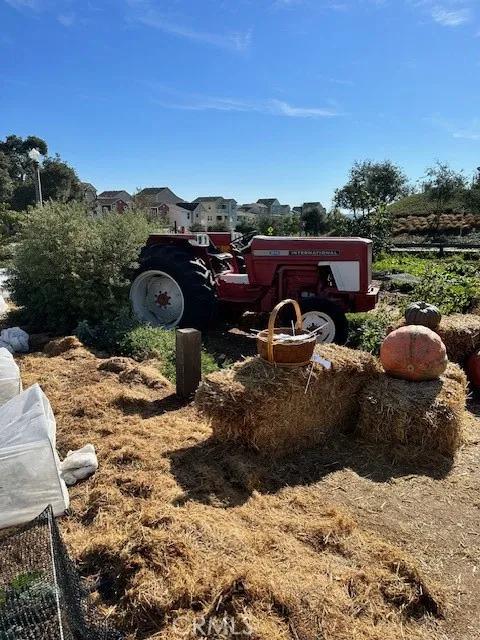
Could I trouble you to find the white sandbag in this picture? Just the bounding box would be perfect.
[60,443,98,486]
[0,347,22,406]
[0,340,14,353]
[0,327,29,353]
[0,384,69,529]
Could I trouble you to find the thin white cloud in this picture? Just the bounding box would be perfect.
[4,0,78,28]
[57,13,75,27]
[151,91,339,118]
[270,99,338,117]
[430,6,472,26]
[127,1,252,52]
[429,114,480,140]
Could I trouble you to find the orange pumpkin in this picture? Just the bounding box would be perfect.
[466,351,480,389]
[380,325,447,381]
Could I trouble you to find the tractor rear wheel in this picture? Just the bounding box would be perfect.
[130,245,216,330]
[300,298,349,345]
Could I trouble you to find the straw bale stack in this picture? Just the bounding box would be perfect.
[436,314,480,364]
[196,344,380,457]
[357,364,467,457]
[392,314,480,364]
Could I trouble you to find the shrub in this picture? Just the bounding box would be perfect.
[10,202,152,331]
[347,311,396,355]
[409,267,480,315]
[76,309,138,354]
[76,313,219,383]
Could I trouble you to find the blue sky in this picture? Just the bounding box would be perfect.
[1,0,479,207]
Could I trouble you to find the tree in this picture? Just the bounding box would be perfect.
[422,162,467,232]
[0,135,48,182]
[257,214,300,236]
[463,167,480,215]
[334,160,409,217]
[207,221,229,232]
[0,153,14,203]
[333,160,408,254]
[0,134,82,210]
[236,219,257,234]
[300,204,328,235]
[190,222,206,232]
[39,155,82,203]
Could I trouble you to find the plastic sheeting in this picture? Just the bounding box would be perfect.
[0,347,22,406]
[0,326,29,353]
[0,384,69,529]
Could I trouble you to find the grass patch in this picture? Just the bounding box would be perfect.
[76,312,218,383]
[347,311,396,355]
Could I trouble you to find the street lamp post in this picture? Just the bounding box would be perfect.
[28,148,44,207]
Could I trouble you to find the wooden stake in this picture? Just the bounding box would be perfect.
[176,328,202,399]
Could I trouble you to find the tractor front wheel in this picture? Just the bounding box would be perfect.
[130,246,216,330]
[300,298,349,345]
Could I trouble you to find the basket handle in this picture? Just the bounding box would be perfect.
[267,299,303,363]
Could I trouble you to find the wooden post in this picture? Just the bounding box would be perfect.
[176,328,202,399]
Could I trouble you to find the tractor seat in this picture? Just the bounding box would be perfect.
[218,272,250,285]
[208,251,233,261]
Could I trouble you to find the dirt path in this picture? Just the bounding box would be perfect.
[309,414,480,640]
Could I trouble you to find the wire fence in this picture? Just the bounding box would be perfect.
[0,506,123,640]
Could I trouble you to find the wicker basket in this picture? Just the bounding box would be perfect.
[257,299,316,367]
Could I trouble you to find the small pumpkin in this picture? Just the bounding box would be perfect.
[405,301,442,330]
[380,325,448,381]
[466,351,480,389]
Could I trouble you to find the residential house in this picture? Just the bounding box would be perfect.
[193,197,238,229]
[135,187,185,217]
[96,190,133,214]
[302,202,326,214]
[80,182,97,208]
[172,202,210,232]
[257,198,291,216]
[237,202,268,225]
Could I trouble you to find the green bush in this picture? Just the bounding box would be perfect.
[409,266,480,315]
[76,313,218,383]
[76,309,138,353]
[10,202,152,331]
[347,311,395,355]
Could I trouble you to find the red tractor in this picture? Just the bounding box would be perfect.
[130,231,379,344]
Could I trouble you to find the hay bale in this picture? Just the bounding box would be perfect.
[196,344,380,457]
[357,364,467,457]
[392,314,480,363]
[436,314,480,364]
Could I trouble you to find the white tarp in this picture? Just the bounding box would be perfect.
[0,327,29,353]
[0,384,69,529]
[0,347,22,406]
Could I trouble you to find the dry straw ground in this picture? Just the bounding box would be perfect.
[17,339,480,640]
